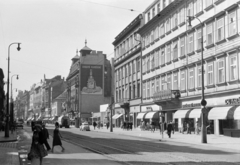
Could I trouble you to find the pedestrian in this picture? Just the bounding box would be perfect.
[51,122,65,153]
[28,124,48,165]
[150,120,155,133]
[172,121,175,134]
[186,122,191,134]
[167,121,173,138]
[195,121,200,134]
[93,121,97,130]
[42,124,51,151]
[106,121,109,129]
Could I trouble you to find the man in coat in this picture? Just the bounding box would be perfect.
[167,121,173,138]
[42,123,51,151]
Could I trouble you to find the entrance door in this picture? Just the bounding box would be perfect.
[219,120,224,135]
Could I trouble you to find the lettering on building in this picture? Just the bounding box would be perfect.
[225,97,240,105]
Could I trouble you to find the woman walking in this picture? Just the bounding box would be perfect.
[52,122,65,153]
[29,124,48,165]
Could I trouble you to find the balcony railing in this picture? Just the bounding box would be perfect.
[152,90,180,102]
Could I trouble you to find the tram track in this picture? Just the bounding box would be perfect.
[52,130,239,165]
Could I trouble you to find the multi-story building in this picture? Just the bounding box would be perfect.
[0,68,5,123]
[113,14,143,128]
[66,42,112,127]
[137,0,240,136]
[15,90,29,120]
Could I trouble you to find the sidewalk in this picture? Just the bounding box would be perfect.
[89,126,240,152]
[0,130,18,143]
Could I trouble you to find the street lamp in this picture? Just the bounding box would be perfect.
[11,74,19,102]
[187,16,207,143]
[5,43,21,138]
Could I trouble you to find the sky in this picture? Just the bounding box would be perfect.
[0,0,154,99]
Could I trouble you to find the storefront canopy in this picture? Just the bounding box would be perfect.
[112,114,123,119]
[234,106,240,120]
[145,112,158,119]
[189,109,202,118]
[208,106,232,120]
[136,112,146,119]
[173,109,190,119]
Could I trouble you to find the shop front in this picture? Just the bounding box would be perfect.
[130,106,140,128]
[113,107,124,128]
[180,94,240,137]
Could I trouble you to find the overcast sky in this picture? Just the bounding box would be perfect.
[0,0,154,99]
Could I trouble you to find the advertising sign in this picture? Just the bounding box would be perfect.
[81,65,103,95]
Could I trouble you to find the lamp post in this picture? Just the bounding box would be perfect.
[187,16,207,143]
[5,43,21,138]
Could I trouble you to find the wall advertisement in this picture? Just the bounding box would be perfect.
[81,65,103,95]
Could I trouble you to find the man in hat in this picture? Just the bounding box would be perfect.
[42,123,51,151]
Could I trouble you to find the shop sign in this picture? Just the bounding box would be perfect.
[182,103,201,108]
[225,97,240,105]
[153,90,180,102]
[141,104,162,112]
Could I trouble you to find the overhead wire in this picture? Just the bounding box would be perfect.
[77,0,141,13]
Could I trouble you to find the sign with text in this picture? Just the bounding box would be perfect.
[81,65,103,95]
[153,90,180,102]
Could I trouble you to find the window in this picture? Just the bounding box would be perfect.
[189,68,194,89]
[167,44,171,63]
[180,36,185,56]
[187,1,193,16]
[119,89,121,100]
[188,33,194,53]
[132,61,135,74]
[157,3,160,13]
[137,59,140,72]
[155,26,159,39]
[228,10,237,37]
[119,69,121,80]
[206,0,213,8]
[161,47,165,65]
[172,12,178,28]
[137,82,140,97]
[156,78,159,92]
[151,80,155,97]
[180,70,186,90]
[163,0,166,8]
[151,30,154,43]
[166,18,171,32]
[142,58,146,73]
[173,40,178,60]
[151,53,154,69]
[143,83,146,98]
[197,29,202,50]
[147,56,150,71]
[158,49,161,66]
[180,7,185,24]
[218,59,225,83]
[196,0,203,13]
[128,85,131,99]
[173,72,178,89]
[126,39,129,52]
[147,81,150,98]
[161,76,166,90]
[125,85,128,99]
[167,74,172,89]
[207,63,214,85]
[116,91,118,102]
[125,65,128,77]
[148,12,150,22]
[152,8,155,17]
[129,63,131,76]
[216,17,224,42]
[160,23,165,36]
[230,55,237,81]
[197,66,202,87]
[207,23,213,45]
[155,51,159,68]
[122,67,125,78]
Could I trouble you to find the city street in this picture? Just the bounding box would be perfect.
[43,125,240,165]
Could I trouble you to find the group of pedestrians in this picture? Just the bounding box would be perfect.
[29,122,65,165]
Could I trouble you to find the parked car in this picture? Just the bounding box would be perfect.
[80,121,90,131]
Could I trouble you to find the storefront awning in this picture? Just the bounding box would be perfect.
[112,114,123,119]
[145,112,158,119]
[136,112,146,119]
[234,106,240,120]
[173,109,190,119]
[208,106,232,120]
[189,109,202,118]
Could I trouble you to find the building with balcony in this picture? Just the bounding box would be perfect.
[113,14,143,128]
[137,0,240,136]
